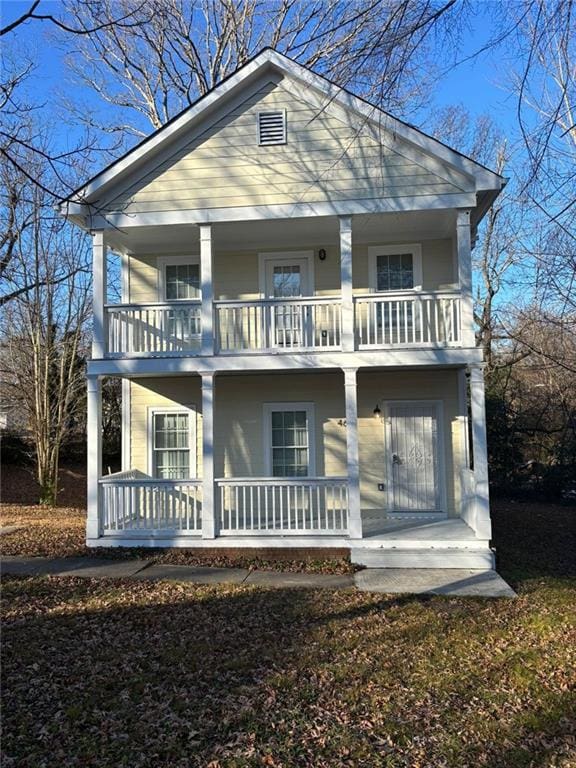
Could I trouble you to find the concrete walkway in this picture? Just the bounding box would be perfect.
[0,526,24,536]
[354,568,517,597]
[0,556,353,589]
[0,555,516,596]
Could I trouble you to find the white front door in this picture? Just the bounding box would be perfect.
[386,402,443,512]
[264,258,310,347]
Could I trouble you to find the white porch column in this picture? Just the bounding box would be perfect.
[201,372,216,538]
[121,378,131,471]
[86,375,102,540]
[469,363,492,539]
[456,209,476,348]
[457,367,470,470]
[339,215,355,352]
[200,224,214,356]
[344,367,362,539]
[92,231,107,359]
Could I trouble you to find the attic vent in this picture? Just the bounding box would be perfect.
[258,110,286,145]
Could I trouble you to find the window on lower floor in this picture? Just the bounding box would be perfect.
[152,411,192,479]
[266,404,314,477]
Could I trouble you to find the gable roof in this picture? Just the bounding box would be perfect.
[62,48,505,223]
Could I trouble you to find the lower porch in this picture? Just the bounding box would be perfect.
[87,367,492,566]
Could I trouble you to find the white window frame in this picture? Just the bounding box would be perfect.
[263,402,316,477]
[157,255,201,302]
[147,405,197,479]
[368,244,423,293]
[258,251,315,298]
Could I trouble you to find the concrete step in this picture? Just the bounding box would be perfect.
[351,547,496,569]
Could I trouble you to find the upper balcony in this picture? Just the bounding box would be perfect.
[105,290,463,356]
[93,210,476,365]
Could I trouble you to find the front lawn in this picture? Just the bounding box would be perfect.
[0,504,353,573]
[2,574,575,768]
[2,465,575,766]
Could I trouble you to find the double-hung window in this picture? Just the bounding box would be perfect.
[151,410,194,479]
[369,244,422,293]
[165,263,200,300]
[159,257,201,341]
[265,403,315,477]
[376,252,415,291]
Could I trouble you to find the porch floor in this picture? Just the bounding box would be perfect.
[361,511,478,541]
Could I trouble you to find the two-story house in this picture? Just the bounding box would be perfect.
[62,49,505,568]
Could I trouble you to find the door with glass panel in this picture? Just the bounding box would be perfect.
[163,261,201,351]
[264,258,310,348]
[375,251,415,344]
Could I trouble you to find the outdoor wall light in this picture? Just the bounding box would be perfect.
[373,404,382,419]
[318,248,327,260]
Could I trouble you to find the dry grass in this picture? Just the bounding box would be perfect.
[2,575,575,768]
[0,504,354,574]
[2,465,575,766]
[1,505,88,557]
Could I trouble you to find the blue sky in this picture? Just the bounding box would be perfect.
[3,0,522,148]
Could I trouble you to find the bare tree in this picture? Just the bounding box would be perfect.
[512,0,575,226]
[0,3,151,200]
[0,150,91,505]
[429,109,526,370]
[0,0,148,36]
[61,0,460,141]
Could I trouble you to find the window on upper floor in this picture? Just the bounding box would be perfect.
[368,244,423,293]
[376,253,414,291]
[258,110,286,145]
[165,263,200,300]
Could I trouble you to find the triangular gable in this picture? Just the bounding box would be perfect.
[104,75,474,217]
[63,48,503,223]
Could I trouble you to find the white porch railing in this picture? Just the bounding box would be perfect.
[216,477,349,534]
[105,301,201,356]
[355,291,461,348]
[99,473,202,533]
[215,297,342,353]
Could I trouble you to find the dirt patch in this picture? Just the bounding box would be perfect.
[1,463,87,508]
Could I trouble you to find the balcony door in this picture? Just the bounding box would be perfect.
[262,253,313,348]
[384,401,445,513]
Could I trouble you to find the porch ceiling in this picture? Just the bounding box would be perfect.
[106,209,456,255]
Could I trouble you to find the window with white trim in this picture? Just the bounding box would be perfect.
[151,411,193,479]
[369,244,423,293]
[165,263,200,300]
[158,257,201,340]
[376,252,414,291]
[265,403,315,478]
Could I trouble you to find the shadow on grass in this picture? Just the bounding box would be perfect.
[2,576,575,768]
[491,498,576,586]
